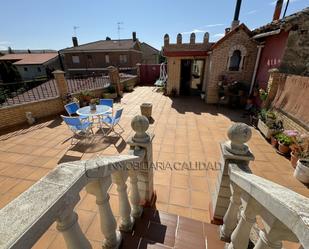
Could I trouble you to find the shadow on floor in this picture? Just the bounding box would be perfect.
[0,115,63,141]
[170,96,249,124]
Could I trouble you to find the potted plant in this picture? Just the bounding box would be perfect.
[286,131,309,169]
[78,91,93,106]
[102,85,117,99]
[276,132,293,155]
[294,158,309,184]
[257,109,279,139]
[124,82,134,92]
[259,88,268,102]
[269,121,283,148]
[89,98,98,111]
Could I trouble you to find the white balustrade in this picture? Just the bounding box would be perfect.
[0,115,153,249]
[219,123,309,249]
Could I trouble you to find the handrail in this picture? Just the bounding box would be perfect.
[0,150,145,249]
[228,163,309,247]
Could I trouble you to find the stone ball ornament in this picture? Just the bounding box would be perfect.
[131,115,150,142]
[225,123,252,155]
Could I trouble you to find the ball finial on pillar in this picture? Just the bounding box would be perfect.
[131,115,150,143]
[224,123,252,155]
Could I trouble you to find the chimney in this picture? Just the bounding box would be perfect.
[231,0,242,29]
[225,28,231,35]
[273,0,283,21]
[132,32,137,42]
[106,36,111,40]
[72,37,78,47]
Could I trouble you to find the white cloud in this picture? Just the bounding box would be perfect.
[245,10,258,15]
[213,33,225,38]
[203,23,224,28]
[0,41,10,50]
[181,29,207,35]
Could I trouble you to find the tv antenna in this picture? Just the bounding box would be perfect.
[73,26,80,36]
[117,22,124,45]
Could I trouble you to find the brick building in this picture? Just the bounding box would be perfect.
[163,0,258,103]
[60,32,157,76]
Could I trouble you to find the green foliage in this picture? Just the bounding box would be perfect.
[276,133,293,146]
[0,61,22,83]
[108,85,116,93]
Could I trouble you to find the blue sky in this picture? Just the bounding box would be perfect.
[0,0,308,50]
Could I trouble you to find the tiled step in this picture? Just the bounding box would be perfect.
[120,207,225,249]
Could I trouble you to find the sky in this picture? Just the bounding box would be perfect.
[0,0,308,51]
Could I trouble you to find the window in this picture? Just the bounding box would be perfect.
[229,50,241,71]
[72,55,80,64]
[24,67,28,72]
[105,55,110,64]
[87,55,93,67]
[37,67,41,72]
[119,54,127,64]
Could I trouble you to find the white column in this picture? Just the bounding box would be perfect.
[254,230,282,249]
[228,196,258,249]
[128,169,143,218]
[57,211,92,249]
[220,183,242,242]
[86,177,121,249]
[112,171,134,232]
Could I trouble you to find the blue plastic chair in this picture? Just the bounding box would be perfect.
[99,99,113,114]
[100,108,124,135]
[61,115,94,144]
[64,102,88,120]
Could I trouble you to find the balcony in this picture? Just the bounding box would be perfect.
[0,87,308,249]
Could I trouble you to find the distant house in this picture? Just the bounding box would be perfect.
[0,53,60,81]
[59,32,143,76]
[140,42,160,64]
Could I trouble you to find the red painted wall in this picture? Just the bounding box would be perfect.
[256,31,289,89]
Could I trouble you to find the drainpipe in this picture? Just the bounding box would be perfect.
[249,44,264,95]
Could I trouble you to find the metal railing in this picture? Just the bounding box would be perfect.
[0,79,58,107]
[66,75,110,94]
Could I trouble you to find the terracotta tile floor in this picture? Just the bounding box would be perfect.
[0,86,308,248]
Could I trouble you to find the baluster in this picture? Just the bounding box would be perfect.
[112,170,134,232]
[228,195,258,249]
[56,208,92,249]
[220,182,242,242]
[128,168,143,218]
[254,230,282,249]
[86,176,121,249]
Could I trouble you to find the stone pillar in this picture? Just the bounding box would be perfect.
[112,171,134,232]
[210,123,254,225]
[86,177,121,249]
[190,33,196,44]
[227,195,258,248]
[177,33,182,45]
[53,70,68,97]
[107,66,121,97]
[254,230,282,249]
[127,115,155,206]
[164,34,170,47]
[136,63,141,85]
[263,68,287,109]
[220,183,242,242]
[203,32,209,44]
[56,196,92,249]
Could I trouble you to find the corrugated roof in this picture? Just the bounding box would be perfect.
[60,39,138,52]
[0,53,58,65]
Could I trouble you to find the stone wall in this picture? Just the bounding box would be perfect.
[280,14,309,76]
[206,29,258,103]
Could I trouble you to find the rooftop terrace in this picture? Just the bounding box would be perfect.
[0,87,308,248]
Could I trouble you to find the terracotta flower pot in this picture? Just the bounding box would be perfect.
[290,151,299,169]
[270,136,278,148]
[278,142,290,155]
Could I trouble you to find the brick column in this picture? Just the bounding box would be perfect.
[264,68,287,109]
[136,63,141,85]
[107,66,121,96]
[53,70,68,97]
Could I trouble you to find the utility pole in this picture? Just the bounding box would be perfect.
[117,22,124,46]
